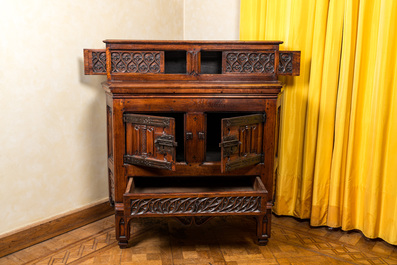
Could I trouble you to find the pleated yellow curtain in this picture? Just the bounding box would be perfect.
[240,0,397,245]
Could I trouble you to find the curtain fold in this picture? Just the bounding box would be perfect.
[240,0,397,245]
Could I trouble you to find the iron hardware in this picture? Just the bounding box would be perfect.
[154,134,177,155]
[186,132,193,140]
[198,132,205,140]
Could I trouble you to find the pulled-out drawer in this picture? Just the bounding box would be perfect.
[123,176,268,217]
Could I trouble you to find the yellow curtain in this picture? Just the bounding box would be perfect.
[240,0,397,245]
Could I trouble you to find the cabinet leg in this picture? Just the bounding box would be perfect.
[256,212,270,246]
[116,215,131,249]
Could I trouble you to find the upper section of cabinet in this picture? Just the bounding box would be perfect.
[84,40,300,82]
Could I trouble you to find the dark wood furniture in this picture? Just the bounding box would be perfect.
[84,40,300,248]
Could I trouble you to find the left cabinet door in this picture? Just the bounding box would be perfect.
[123,114,177,171]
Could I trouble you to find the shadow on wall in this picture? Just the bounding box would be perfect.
[77,57,108,201]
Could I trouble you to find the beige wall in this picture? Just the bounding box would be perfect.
[0,0,239,236]
[184,0,240,40]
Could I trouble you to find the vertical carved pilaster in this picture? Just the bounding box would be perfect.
[116,216,130,248]
[256,214,269,246]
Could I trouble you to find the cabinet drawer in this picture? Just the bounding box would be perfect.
[123,176,267,217]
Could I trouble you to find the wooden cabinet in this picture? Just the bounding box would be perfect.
[84,40,300,248]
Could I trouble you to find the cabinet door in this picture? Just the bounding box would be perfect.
[220,114,265,172]
[124,114,177,171]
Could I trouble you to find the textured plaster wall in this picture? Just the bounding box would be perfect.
[0,0,239,236]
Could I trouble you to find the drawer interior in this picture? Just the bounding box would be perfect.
[125,176,266,194]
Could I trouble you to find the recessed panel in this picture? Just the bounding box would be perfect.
[164,51,187,74]
[200,51,222,74]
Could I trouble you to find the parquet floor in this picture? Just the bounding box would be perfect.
[1,214,397,265]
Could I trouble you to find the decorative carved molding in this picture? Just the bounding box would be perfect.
[111,51,162,73]
[129,196,261,215]
[124,155,172,170]
[224,52,275,74]
[123,114,170,128]
[278,52,293,74]
[92,52,107,73]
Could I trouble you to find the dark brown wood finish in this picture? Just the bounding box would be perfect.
[83,40,300,248]
[185,112,206,163]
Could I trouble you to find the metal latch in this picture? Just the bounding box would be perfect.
[186,132,193,140]
[154,134,177,155]
[219,135,241,157]
[198,132,205,140]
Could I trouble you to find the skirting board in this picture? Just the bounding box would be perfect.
[0,200,114,258]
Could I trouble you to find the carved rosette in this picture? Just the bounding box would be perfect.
[224,52,275,74]
[278,52,293,74]
[111,52,162,73]
[92,52,107,73]
[129,196,261,215]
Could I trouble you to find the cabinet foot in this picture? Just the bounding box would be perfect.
[257,237,268,246]
[255,213,270,246]
[116,215,131,249]
[118,240,129,249]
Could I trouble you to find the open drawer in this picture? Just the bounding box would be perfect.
[123,176,268,217]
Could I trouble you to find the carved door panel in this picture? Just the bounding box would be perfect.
[220,114,265,173]
[124,114,177,171]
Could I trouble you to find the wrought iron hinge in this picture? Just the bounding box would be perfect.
[123,114,170,128]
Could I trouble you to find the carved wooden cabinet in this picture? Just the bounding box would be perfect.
[84,40,300,248]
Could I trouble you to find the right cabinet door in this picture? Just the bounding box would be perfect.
[220,114,266,173]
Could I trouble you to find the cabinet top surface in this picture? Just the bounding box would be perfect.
[103,40,284,45]
[84,40,300,83]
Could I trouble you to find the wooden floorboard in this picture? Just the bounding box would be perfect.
[0,201,114,258]
[1,214,396,265]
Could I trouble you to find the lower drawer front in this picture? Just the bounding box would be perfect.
[123,176,267,217]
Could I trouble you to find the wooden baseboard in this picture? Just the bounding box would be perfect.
[0,200,114,258]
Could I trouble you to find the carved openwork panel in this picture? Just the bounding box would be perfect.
[223,51,275,74]
[124,114,176,171]
[278,52,293,74]
[92,51,107,73]
[111,51,164,74]
[221,114,265,172]
[278,51,301,75]
[83,49,106,75]
[129,196,261,215]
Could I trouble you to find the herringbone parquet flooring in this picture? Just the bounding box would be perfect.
[1,215,396,264]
